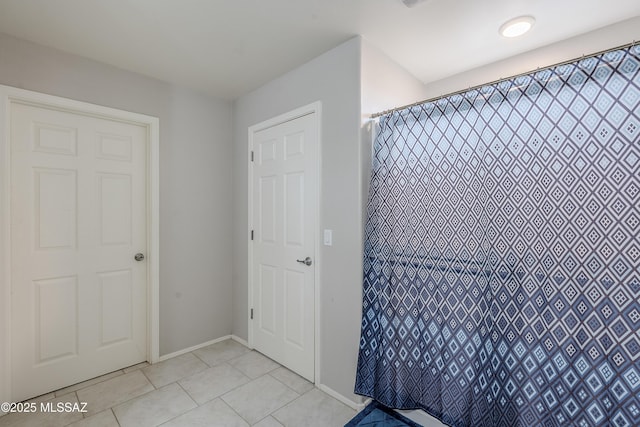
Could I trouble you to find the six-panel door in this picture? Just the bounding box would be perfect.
[10,102,148,401]
[251,112,317,381]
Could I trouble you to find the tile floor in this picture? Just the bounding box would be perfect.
[0,339,357,427]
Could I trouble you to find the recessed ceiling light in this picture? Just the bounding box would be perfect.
[499,16,535,38]
[402,0,428,8]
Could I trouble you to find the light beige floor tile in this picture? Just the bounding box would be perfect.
[160,398,249,427]
[112,383,196,427]
[221,375,299,425]
[55,371,125,397]
[273,388,356,427]
[0,394,84,427]
[123,362,150,373]
[178,363,250,405]
[76,370,154,416]
[252,416,284,427]
[193,339,250,367]
[66,409,119,427]
[142,353,208,388]
[269,368,314,395]
[227,351,280,379]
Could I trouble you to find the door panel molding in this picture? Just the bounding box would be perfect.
[248,102,321,384]
[0,85,159,405]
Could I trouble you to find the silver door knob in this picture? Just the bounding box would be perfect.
[296,257,312,266]
[134,253,145,261]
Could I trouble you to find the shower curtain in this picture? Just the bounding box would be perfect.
[355,46,640,427]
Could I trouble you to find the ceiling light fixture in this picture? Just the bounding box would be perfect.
[499,16,535,38]
[402,0,428,8]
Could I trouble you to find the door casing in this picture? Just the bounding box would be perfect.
[248,101,322,384]
[0,85,160,404]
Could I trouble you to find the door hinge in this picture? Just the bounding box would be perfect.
[250,230,254,240]
[250,308,254,320]
[250,151,254,162]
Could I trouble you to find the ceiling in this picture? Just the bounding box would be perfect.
[0,0,639,100]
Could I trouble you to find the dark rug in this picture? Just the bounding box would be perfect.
[344,401,423,427]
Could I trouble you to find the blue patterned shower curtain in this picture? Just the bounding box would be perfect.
[355,46,640,427]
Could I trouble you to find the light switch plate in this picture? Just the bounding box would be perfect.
[323,229,333,246]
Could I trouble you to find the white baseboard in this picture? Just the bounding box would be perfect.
[398,409,448,427]
[316,383,367,411]
[228,336,364,413]
[157,335,233,362]
[230,335,249,348]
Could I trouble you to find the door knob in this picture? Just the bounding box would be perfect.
[296,257,312,266]
[134,253,145,261]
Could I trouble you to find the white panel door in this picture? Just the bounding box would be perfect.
[10,102,147,401]
[251,112,317,381]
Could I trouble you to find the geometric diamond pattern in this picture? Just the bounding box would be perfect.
[355,46,640,427]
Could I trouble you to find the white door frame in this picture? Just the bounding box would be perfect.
[0,85,160,404]
[248,101,322,383]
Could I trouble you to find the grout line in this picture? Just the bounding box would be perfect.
[149,381,200,425]
[247,371,304,422]
[104,377,164,418]
[190,350,209,367]
[54,369,126,398]
[138,367,156,390]
[230,335,249,348]
[267,370,307,396]
[175,381,198,407]
[213,365,302,421]
[175,375,201,406]
[221,396,253,426]
[110,408,122,427]
[69,342,314,427]
[268,413,285,427]
[221,361,251,380]
[260,391,300,422]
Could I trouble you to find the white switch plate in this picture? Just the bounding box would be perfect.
[323,229,333,246]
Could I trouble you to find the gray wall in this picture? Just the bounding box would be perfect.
[0,32,234,357]
[3,14,637,408]
[232,37,364,403]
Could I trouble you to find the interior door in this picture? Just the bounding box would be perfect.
[251,112,317,382]
[10,102,148,401]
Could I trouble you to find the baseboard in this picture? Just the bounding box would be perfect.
[317,383,367,411]
[157,335,232,362]
[230,335,249,348]
[397,409,448,427]
[359,397,372,411]
[230,335,364,412]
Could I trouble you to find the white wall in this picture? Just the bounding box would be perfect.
[361,39,428,119]
[422,16,640,100]
[360,38,429,211]
[0,33,234,363]
[232,37,364,404]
